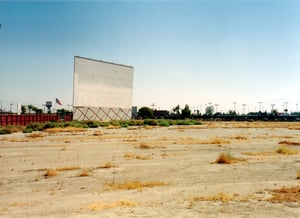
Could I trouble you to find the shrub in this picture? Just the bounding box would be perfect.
[23,128,33,133]
[144,119,158,126]
[111,120,120,126]
[25,123,43,131]
[119,121,129,128]
[0,128,11,135]
[138,107,153,119]
[99,122,110,127]
[84,120,100,128]
[64,121,88,128]
[128,119,143,126]
[42,121,61,130]
[166,119,177,125]
[158,119,170,127]
[176,120,194,125]
[176,119,202,125]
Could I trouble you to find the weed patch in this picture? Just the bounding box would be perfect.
[83,200,136,211]
[56,166,80,171]
[107,181,167,191]
[124,153,152,160]
[25,132,45,138]
[267,186,300,203]
[233,135,248,140]
[276,147,298,155]
[45,127,87,133]
[99,162,118,169]
[278,140,300,146]
[137,143,152,149]
[192,192,234,203]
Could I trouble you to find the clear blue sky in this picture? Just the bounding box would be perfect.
[1,0,300,114]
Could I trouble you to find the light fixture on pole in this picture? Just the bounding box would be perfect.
[271,104,275,113]
[242,104,247,115]
[258,102,262,112]
[233,102,237,113]
[284,102,288,114]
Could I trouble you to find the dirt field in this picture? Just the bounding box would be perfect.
[1,122,300,217]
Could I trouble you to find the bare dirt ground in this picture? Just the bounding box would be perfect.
[1,121,300,217]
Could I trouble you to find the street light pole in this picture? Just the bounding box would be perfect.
[242,104,247,115]
[258,102,262,112]
[271,104,275,113]
[10,103,13,114]
[215,104,219,113]
[233,102,237,113]
[284,102,288,114]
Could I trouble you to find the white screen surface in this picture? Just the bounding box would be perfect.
[73,56,134,109]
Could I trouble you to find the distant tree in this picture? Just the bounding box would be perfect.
[27,105,33,114]
[172,105,180,115]
[138,107,153,119]
[181,104,191,118]
[228,110,237,116]
[21,105,27,114]
[205,105,214,116]
[271,109,278,115]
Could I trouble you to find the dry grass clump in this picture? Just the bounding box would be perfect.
[25,132,46,138]
[79,170,90,177]
[138,143,152,149]
[107,125,121,129]
[278,140,300,146]
[296,170,300,179]
[44,169,57,177]
[233,135,248,140]
[192,192,234,203]
[55,166,81,171]
[107,181,167,191]
[99,162,118,169]
[276,147,298,155]
[242,151,275,156]
[288,126,300,130]
[215,153,232,164]
[83,200,136,211]
[206,138,230,144]
[9,138,29,142]
[268,186,300,203]
[215,152,245,164]
[177,137,230,145]
[124,152,152,160]
[45,127,87,133]
[93,130,102,136]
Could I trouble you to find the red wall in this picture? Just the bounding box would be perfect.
[0,114,73,126]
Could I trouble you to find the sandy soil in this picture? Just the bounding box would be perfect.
[1,122,300,217]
